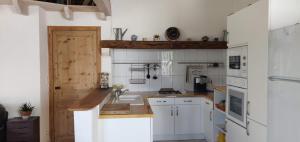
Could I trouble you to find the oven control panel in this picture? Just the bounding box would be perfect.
[227,77,247,88]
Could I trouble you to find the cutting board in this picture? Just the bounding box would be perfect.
[101,104,130,115]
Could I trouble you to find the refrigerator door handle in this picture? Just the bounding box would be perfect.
[269,76,300,83]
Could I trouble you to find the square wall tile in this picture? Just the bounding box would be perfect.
[172,76,185,90]
[173,50,185,61]
[161,76,173,88]
[161,50,173,61]
[113,64,131,77]
[113,49,127,62]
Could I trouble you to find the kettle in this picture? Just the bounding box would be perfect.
[113,28,128,40]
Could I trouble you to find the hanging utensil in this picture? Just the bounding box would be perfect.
[146,64,151,79]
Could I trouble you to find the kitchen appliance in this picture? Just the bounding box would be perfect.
[194,75,208,92]
[113,28,128,40]
[227,46,248,78]
[100,72,109,88]
[226,77,248,128]
[0,104,8,142]
[268,24,300,142]
[158,88,181,95]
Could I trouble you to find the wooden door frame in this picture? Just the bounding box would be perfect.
[48,26,101,142]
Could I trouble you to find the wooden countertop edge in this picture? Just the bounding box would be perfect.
[214,86,226,94]
[68,88,113,111]
[99,114,154,119]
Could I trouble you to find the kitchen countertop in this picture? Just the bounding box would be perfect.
[99,91,214,119]
[69,88,113,111]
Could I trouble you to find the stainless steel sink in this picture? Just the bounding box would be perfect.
[112,95,144,105]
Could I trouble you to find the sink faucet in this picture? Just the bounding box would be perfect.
[115,89,129,100]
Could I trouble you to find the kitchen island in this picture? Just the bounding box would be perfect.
[69,88,217,142]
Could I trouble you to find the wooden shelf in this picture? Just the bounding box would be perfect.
[101,40,228,49]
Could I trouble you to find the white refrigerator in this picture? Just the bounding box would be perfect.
[269,23,300,142]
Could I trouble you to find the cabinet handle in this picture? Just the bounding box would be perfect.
[225,120,227,128]
[247,101,250,116]
[209,111,212,121]
[171,106,174,116]
[184,100,192,102]
[176,106,179,116]
[157,101,162,103]
[206,101,209,105]
[246,120,250,136]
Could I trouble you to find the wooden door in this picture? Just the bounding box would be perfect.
[49,27,100,142]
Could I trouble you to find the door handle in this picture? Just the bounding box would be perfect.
[246,120,250,136]
[55,86,61,90]
[247,101,250,116]
[176,106,179,116]
[209,111,212,121]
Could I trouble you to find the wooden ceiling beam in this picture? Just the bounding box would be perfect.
[12,0,28,15]
[82,0,92,5]
[93,0,111,16]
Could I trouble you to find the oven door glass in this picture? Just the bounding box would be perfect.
[228,89,244,122]
[229,56,241,70]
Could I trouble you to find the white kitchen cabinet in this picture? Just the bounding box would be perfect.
[247,119,267,142]
[149,97,204,140]
[151,105,174,136]
[245,0,269,126]
[226,119,248,142]
[226,118,267,142]
[202,99,213,142]
[174,104,202,135]
[227,0,269,125]
[227,8,249,47]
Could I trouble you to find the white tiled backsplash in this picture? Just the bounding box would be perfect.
[112,49,226,91]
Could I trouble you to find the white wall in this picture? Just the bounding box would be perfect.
[0,5,41,118]
[111,0,233,41]
[39,7,50,142]
[269,0,300,30]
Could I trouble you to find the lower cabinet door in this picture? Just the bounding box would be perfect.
[175,105,202,135]
[226,119,248,142]
[151,105,174,136]
[203,100,213,142]
[247,119,267,142]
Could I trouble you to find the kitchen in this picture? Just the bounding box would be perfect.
[0,0,299,142]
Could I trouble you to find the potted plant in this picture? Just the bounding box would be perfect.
[19,103,35,119]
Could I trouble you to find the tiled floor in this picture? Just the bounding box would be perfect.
[155,140,207,142]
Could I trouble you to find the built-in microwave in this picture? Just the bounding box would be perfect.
[226,77,248,128]
[227,46,248,78]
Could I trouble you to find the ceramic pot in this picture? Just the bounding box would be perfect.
[20,111,32,119]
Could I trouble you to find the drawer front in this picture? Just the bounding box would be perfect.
[175,97,202,105]
[148,98,174,105]
[7,121,32,130]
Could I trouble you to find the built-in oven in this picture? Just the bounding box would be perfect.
[226,77,248,128]
[227,46,248,78]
